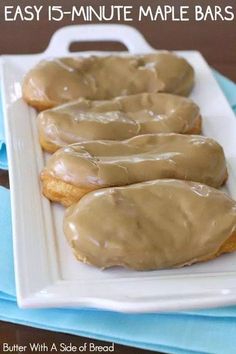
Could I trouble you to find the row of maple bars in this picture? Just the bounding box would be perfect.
[22,52,236,271]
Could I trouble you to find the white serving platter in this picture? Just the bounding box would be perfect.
[1,24,236,312]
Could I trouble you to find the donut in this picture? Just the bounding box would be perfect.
[64,179,236,270]
[23,52,194,110]
[41,133,227,207]
[37,93,201,153]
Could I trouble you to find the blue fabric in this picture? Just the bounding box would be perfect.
[0,187,15,296]
[213,70,236,111]
[0,93,7,170]
[0,72,236,354]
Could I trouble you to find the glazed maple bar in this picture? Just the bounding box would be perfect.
[37,93,201,153]
[23,52,194,110]
[41,133,227,206]
[64,179,236,270]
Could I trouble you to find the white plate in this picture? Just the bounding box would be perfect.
[1,24,236,312]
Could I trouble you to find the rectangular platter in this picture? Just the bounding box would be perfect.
[1,25,236,312]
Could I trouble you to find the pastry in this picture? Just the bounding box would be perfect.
[23,52,194,111]
[41,133,227,207]
[64,179,236,270]
[37,93,201,153]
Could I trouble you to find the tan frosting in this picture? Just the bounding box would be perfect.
[42,134,227,189]
[23,52,194,110]
[42,134,226,190]
[64,179,236,270]
[37,93,200,152]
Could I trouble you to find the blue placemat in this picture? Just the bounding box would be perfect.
[0,92,7,170]
[0,72,236,354]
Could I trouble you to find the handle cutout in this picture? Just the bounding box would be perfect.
[69,41,128,52]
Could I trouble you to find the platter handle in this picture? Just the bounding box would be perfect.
[44,24,154,55]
